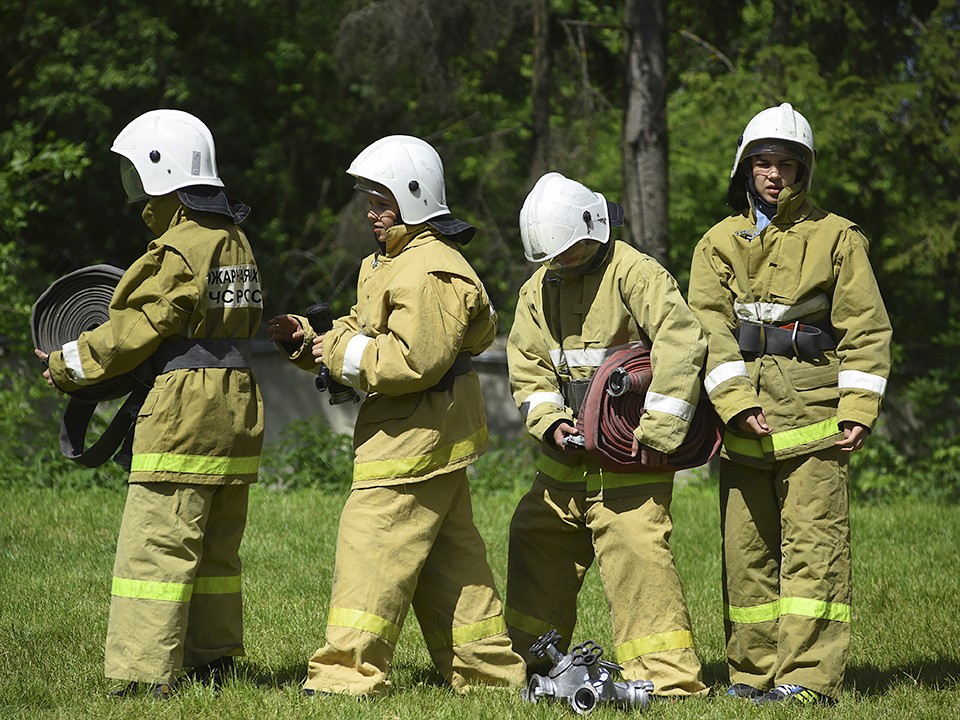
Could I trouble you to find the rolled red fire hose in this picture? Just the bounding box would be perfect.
[578,344,722,473]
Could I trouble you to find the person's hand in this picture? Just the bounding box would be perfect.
[733,407,771,436]
[552,422,583,454]
[836,421,869,453]
[311,334,325,364]
[266,315,304,344]
[631,435,668,467]
[34,348,56,389]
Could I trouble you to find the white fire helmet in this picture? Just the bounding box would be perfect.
[111,109,223,203]
[519,172,624,263]
[347,135,449,224]
[727,103,815,210]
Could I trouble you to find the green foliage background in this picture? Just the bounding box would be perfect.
[2,0,958,497]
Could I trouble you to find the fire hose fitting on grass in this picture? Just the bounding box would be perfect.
[522,629,654,715]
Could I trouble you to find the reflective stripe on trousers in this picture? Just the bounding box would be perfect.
[536,454,675,494]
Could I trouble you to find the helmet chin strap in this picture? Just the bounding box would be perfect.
[745,167,778,219]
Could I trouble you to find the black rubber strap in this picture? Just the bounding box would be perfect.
[151,338,253,374]
[736,321,836,361]
[562,379,591,417]
[429,352,474,392]
[59,385,149,470]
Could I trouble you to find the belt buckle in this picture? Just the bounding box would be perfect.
[790,322,800,358]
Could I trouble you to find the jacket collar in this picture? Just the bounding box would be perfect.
[379,223,443,258]
[747,182,814,226]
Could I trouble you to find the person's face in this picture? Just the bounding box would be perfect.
[366,193,400,240]
[543,240,596,271]
[751,152,800,205]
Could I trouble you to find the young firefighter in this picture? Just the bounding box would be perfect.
[505,172,709,698]
[266,135,525,696]
[35,110,263,696]
[687,103,892,705]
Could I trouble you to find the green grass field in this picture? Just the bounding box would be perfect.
[1,481,958,719]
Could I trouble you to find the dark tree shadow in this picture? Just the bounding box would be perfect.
[230,660,309,689]
[700,659,730,689]
[691,657,960,696]
[846,658,960,695]
[390,661,448,690]
[223,658,451,693]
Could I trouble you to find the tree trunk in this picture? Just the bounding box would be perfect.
[768,0,795,99]
[621,0,670,268]
[530,0,551,178]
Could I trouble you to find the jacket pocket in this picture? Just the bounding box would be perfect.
[357,392,423,425]
[136,372,174,419]
[785,357,839,410]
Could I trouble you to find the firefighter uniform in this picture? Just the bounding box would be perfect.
[47,197,263,684]
[506,239,709,696]
[284,223,525,696]
[687,182,892,698]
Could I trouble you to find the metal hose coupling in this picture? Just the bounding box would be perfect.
[522,630,654,714]
[303,303,360,405]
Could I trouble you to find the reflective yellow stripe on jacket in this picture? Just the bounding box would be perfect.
[130,453,260,476]
[722,417,840,460]
[353,427,487,483]
[536,454,674,493]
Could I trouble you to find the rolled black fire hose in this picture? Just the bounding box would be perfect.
[32,265,147,469]
[577,344,722,473]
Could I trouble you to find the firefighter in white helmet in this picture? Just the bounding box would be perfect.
[687,103,892,705]
[505,172,709,698]
[36,109,263,697]
[267,135,525,696]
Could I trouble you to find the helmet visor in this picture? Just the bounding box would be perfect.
[744,140,809,165]
[119,157,148,203]
[352,176,392,202]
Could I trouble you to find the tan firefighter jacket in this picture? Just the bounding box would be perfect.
[47,201,264,484]
[285,225,496,488]
[508,240,706,494]
[688,183,892,464]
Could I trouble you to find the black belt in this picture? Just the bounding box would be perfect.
[59,338,253,470]
[430,352,473,392]
[735,321,835,362]
[152,338,252,374]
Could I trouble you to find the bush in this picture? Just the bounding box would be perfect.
[469,433,538,492]
[0,361,128,489]
[850,432,960,503]
[259,416,355,490]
